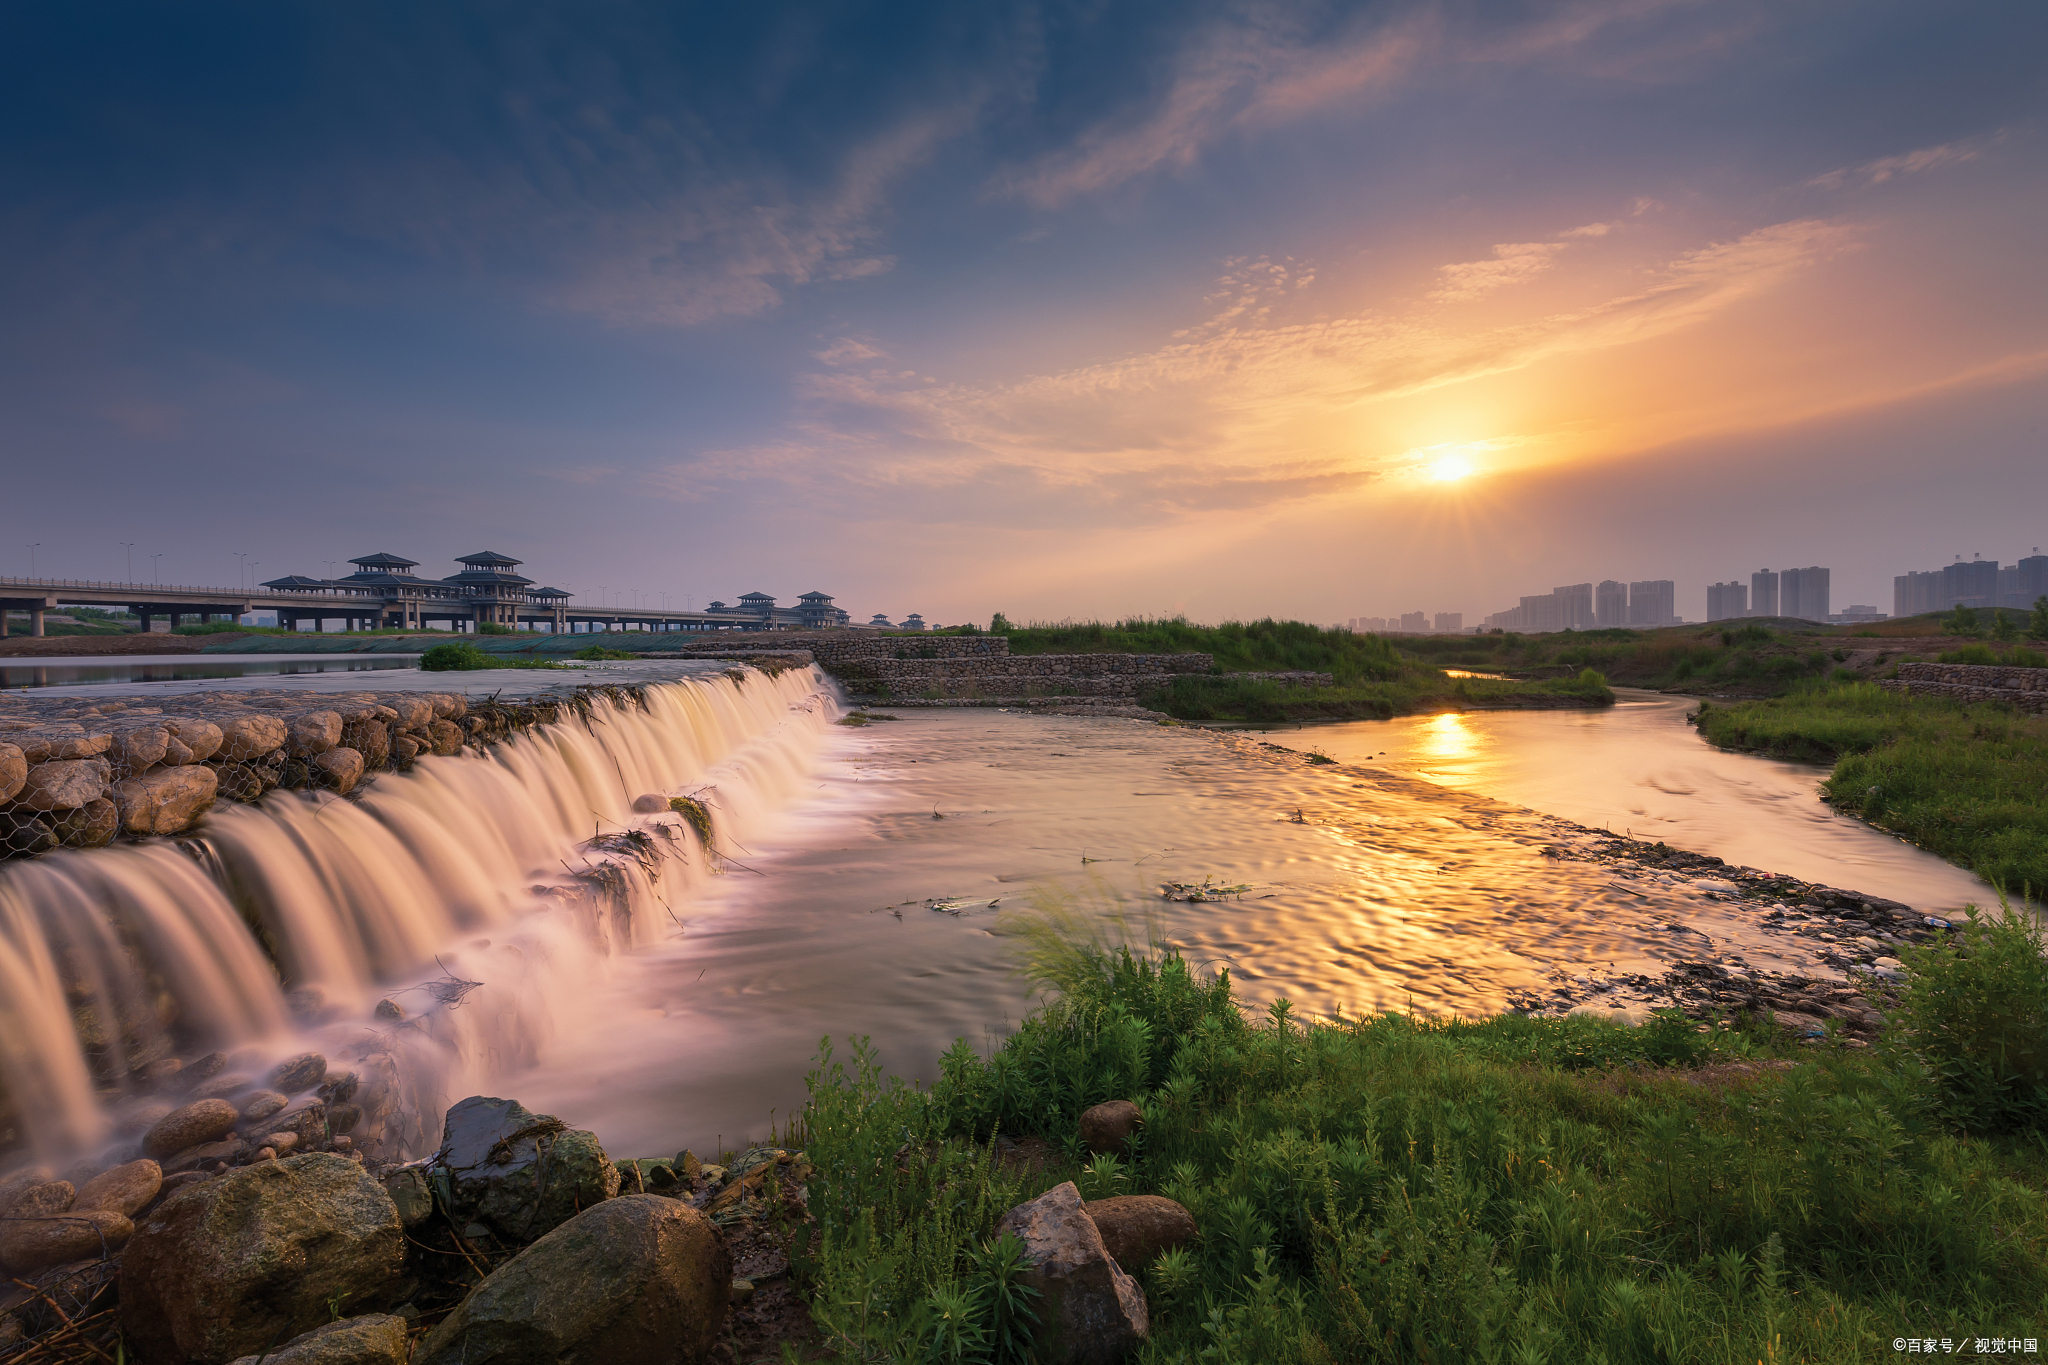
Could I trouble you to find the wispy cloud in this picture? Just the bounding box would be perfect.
[1809,141,1981,191]
[1429,242,1567,302]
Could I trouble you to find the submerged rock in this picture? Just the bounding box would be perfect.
[144,1098,239,1158]
[74,1158,163,1217]
[432,1096,621,1244]
[120,1152,405,1365]
[225,1312,409,1365]
[995,1181,1148,1364]
[413,1194,729,1365]
[269,1053,328,1094]
[0,1179,132,1271]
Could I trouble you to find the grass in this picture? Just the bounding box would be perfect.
[417,641,567,671]
[1694,681,2048,893]
[787,904,2048,1364]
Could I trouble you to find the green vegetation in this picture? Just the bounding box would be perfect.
[997,617,1410,684]
[791,910,2048,1363]
[418,641,564,671]
[1142,667,1611,723]
[572,643,637,660]
[172,620,263,635]
[1695,681,2048,892]
[1939,643,2048,668]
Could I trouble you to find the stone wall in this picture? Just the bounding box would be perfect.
[0,684,653,860]
[1879,660,2048,713]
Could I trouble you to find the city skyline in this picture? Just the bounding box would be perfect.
[1,3,2044,623]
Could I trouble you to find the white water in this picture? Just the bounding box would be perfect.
[0,666,838,1165]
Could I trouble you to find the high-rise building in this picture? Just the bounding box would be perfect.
[1749,569,1779,617]
[1553,583,1594,630]
[1706,581,1748,621]
[1433,611,1462,633]
[1628,580,1675,627]
[1595,580,1628,627]
[1781,566,1831,621]
[1894,570,1943,618]
[2011,551,2048,610]
[1939,557,1998,612]
[1399,611,1428,633]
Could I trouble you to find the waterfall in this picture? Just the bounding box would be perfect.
[0,665,839,1166]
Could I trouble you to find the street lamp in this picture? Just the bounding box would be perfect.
[234,551,249,591]
[120,542,135,581]
[26,543,39,577]
[150,553,163,583]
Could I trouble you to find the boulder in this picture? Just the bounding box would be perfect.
[143,1098,239,1158]
[75,1159,163,1217]
[216,714,288,764]
[165,718,224,762]
[381,1166,433,1228]
[427,693,468,721]
[431,1095,621,1243]
[385,697,433,731]
[1771,1010,1829,1036]
[426,719,464,756]
[0,1166,56,1214]
[313,747,365,795]
[190,1072,256,1101]
[1079,1100,1143,1156]
[163,735,195,766]
[0,809,57,855]
[1083,1196,1196,1270]
[270,1053,327,1093]
[15,759,108,811]
[119,1153,406,1365]
[226,1313,409,1365]
[0,1178,132,1271]
[392,735,422,767]
[632,793,669,814]
[50,797,118,848]
[114,765,219,835]
[340,718,390,771]
[413,1195,729,1365]
[111,725,171,772]
[240,1090,289,1125]
[12,727,112,762]
[994,1182,1148,1365]
[214,762,267,803]
[166,1138,247,1175]
[284,711,343,758]
[0,742,24,804]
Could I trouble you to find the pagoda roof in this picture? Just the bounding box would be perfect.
[528,586,572,600]
[737,591,776,603]
[349,553,418,569]
[261,574,333,589]
[455,550,522,567]
[797,591,834,602]
[444,569,534,587]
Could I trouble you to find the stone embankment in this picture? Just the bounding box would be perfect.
[1880,659,2048,713]
[0,1085,1195,1363]
[0,683,654,861]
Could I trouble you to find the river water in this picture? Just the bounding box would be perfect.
[0,674,1997,1169]
[0,654,420,690]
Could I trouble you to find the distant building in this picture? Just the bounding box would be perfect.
[1893,570,1942,618]
[1780,566,1831,622]
[1829,605,1887,623]
[1628,580,1676,627]
[1434,611,1462,633]
[869,613,894,628]
[1362,616,1388,632]
[1749,569,1779,618]
[1554,583,1595,630]
[2009,551,2048,609]
[1595,580,1628,627]
[1399,611,1428,632]
[1896,550,2046,617]
[899,613,927,631]
[1706,581,1748,622]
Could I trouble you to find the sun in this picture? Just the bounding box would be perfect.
[1427,454,1475,482]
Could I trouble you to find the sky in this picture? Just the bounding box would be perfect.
[3,0,2045,627]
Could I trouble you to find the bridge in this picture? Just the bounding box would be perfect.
[0,577,742,638]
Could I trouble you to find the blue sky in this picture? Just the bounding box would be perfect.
[4,0,2044,624]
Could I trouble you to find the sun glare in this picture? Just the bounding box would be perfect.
[1428,454,1475,482]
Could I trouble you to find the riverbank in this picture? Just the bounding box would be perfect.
[1695,680,2048,892]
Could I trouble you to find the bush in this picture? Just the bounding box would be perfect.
[419,642,494,671]
[1891,904,2048,1133]
[476,620,514,635]
[171,620,254,635]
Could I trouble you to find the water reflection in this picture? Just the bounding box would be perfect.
[1417,711,1482,769]
[1,654,417,689]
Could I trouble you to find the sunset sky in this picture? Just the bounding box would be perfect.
[4,1,2044,626]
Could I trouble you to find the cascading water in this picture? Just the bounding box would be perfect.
[0,664,839,1167]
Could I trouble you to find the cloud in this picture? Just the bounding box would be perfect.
[1562,222,1614,237]
[816,338,888,366]
[1809,141,1980,191]
[1429,242,1568,302]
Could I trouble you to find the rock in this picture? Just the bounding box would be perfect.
[427,693,468,721]
[384,696,433,730]
[226,1312,409,1365]
[111,725,171,772]
[0,809,57,855]
[15,759,108,811]
[729,1277,755,1307]
[373,998,405,1021]
[328,1102,363,1134]
[381,1166,433,1228]
[178,1051,229,1090]
[618,1163,645,1195]
[0,743,24,804]
[117,1101,177,1136]
[165,1139,247,1176]
[241,1090,289,1125]
[119,1153,406,1365]
[284,711,343,758]
[214,762,267,803]
[266,1133,300,1155]
[341,718,390,771]
[163,735,195,766]
[1083,1196,1196,1271]
[190,1072,255,1101]
[269,1053,328,1094]
[994,1182,1148,1364]
[12,727,112,762]
[49,797,118,848]
[0,1166,56,1215]
[1771,1010,1829,1036]
[113,765,219,835]
[413,1195,729,1365]
[392,734,422,767]
[274,1101,330,1147]
[426,719,464,756]
[1078,1100,1143,1156]
[75,1159,163,1217]
[432,1096,620,1243]
[0,1183,132,1272]
[144,1098,239,1158]
[632,793,669,813]
[216,714,289,764]
[166,718,224,762]
[312,746,365,795]
[1568,1004,1647,1027]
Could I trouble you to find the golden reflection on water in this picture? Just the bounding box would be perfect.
[1415,711,1488,783]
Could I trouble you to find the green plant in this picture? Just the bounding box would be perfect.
[420,642,493,671]
[1890,903,2048,1133]
[1991,610,2019,643]
[2031,597,2048,642]
[1946,603,1981,637]
[477,620,514,635]
[573,643,636,660]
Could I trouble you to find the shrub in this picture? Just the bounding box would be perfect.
[1891,904,2048,1133]
[476,620,514,635]
[419,642,493,671]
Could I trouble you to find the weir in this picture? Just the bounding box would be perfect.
[0,664,838,1166]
